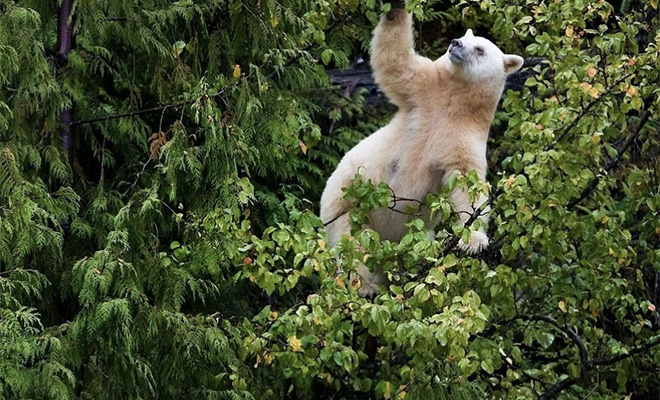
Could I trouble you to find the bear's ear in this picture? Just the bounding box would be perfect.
[465,29,474,38]
[503,54,524,74]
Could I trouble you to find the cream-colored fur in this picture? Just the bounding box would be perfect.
[320,6,523,297]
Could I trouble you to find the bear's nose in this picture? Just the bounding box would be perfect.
[450,39,462,48]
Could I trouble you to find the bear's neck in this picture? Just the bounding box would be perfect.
[423,80,502,139]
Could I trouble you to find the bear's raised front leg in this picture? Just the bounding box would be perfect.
[370,1,432,110]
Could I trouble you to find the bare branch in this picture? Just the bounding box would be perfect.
[516,314,589,369]
[590,336,660,367]
[323,190,423,228]
[544,73,633,152]
[518,311,660,400]
[567,108,652,210]
[538,378,578,400]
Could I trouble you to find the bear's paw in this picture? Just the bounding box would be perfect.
[457,230,489,255]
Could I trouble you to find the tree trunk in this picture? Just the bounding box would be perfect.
[57,0,74,164]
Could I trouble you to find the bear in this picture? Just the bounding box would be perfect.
[320,1,523,297]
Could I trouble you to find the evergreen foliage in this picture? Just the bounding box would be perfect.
[0,0,659,399]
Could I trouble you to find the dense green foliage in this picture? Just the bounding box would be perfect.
[1,0,659,399]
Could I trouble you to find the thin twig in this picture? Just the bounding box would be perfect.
[323,194,423,227]
[515,314,589,369]
[544,73,633,152]
[566,108,652,210]
[384,363,433,400]
[519,310,660,400]
[590,336,660,367]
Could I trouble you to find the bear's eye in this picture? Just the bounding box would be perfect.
[474,46,485,56]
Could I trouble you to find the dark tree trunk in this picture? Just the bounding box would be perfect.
[57,0,74,164]
[327,57,545,108]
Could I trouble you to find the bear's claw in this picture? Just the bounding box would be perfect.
[457,230,489,255]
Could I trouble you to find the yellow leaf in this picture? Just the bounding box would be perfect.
[299,140,308,155]
[233,64,241,79]
[270,17,279,28]
[317,239,326,250]
[601,215,609,224]
[396,385,407,399]
[565,25,574,38]
[626,85,637,97]
[351,276,361,290]
[363,254,370,263]
[268,311,278,321]
[288,336,302,352]
[579,82,599,98]
[383,382,392,398]
[334,276,345,288]
[506,175,516,187]
[587,67,597,78]
[582,299,589,309]
[558,300,567,313]
[591,135,601,144]
[264,352,273,365]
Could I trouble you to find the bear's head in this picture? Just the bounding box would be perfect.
[445,29,523,82]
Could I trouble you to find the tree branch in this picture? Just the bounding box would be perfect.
[70,18,343,128]
[590,336,660,367]
[537,378,578,400]
[544,73,633,152]
[566,107,652,210]
[323,191,423,228]
[516,314,589,369]
[70,52,300,127]
[516,311,660,400]
[440,199,489,255]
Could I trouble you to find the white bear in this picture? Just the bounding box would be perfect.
[320,4,523,297]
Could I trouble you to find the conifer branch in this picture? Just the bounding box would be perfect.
[70,16,344,128]
[69,100,189,127]
[71,48,327,128]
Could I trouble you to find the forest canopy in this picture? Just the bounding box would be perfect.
[0,0,659,399]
